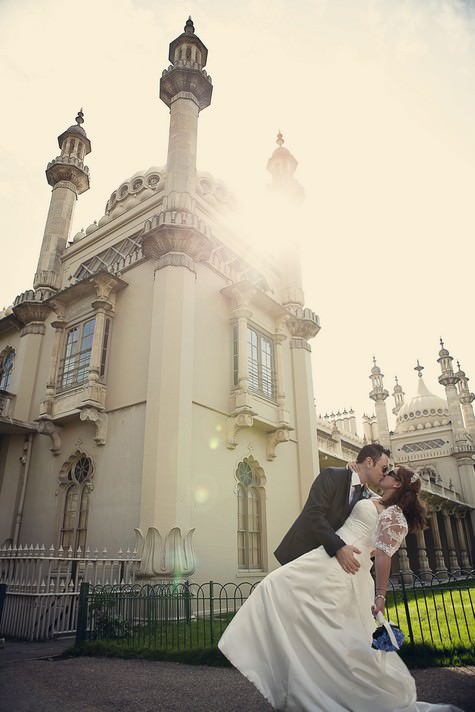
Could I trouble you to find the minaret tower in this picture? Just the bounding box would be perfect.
[160,16,212,211]
[267,130,305,310]
[369,357,390,449]
[392,376,405,416]
[437,339,469,447]
[138,20,213,580]
[455,361,475,444]
[266,132,319,489]
[437,340,475,508]
[34,110,91,296]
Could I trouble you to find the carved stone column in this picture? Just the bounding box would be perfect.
[40,305,66,415]
[415,528,432,582]
[139,216,212,579]
[395,537,413,585]
[429,509,448,574]
[286,307,320,503]
[441,509,460,571]
[274,322,289,426]
[454,511,471,569]
[234,305,253,409]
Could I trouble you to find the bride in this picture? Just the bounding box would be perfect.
[218,465,463,712]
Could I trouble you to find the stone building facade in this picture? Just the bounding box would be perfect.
[0,20,320,586]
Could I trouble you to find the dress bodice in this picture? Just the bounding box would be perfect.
[337,498,379,550]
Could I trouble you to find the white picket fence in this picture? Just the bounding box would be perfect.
[0,544,140,640]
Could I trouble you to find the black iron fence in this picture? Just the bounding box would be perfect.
[75,571,474,661]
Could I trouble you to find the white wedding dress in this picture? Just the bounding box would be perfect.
[218,499,462,712]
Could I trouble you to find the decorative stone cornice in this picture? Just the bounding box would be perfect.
[12,298,51,335]
[156,252,196,273]
[45,270,127,308]
[285,306,320,341]
[290,337,312,351]
[46,160,90,194]
[142,212,213,262]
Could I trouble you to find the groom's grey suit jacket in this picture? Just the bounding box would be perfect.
[274,467,357,565]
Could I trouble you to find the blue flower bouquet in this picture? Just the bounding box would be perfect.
[372,611,405,652]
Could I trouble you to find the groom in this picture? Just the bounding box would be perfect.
[274,443,391,573]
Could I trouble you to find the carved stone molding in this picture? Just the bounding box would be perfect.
[36,419,63,455]
[290,337,312,351]
[227,412,254,449]
[142,213,213,263]
[156,252,196,273]
[12,299,51,334]
[286,306,320,341]
[266,427,290,461]
[79,406,108,446]
[134,526,196,579]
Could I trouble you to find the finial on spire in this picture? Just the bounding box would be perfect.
[440,337,444,349]
[185,16,195,34]
[276,130,284,147]
[415,360,424,377]
[75,109,84,126]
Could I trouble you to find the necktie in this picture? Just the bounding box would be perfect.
[350,484,362,508]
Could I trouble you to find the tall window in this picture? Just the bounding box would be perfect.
[236,457,266,570]
[60,455,94,552]
[247,326,275,399]
[58,318,96,390]
[0,347,15,390]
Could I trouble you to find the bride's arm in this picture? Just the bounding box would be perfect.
[373,550,392,615]
[372,506,408,615]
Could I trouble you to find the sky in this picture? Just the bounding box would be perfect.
[1,0,474,435]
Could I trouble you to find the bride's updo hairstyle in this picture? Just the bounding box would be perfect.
[386,465,428,533]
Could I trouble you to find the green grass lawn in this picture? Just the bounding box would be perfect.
[385,582,475,666]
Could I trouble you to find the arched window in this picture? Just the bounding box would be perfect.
[236,456,266,570]
[0,347,15,391]
[59,454,94,552]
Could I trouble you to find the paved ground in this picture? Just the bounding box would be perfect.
[0,638,473,711]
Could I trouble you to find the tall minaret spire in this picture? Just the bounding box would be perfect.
[392,376,405,416]
[437,339,468,447]
[160,17,212,211]
[369,357,390,448]
[34,110,91,296]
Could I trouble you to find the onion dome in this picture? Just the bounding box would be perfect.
[395,369,449,433]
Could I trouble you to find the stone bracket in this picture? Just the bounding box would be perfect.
[226,412,254,449]
[36,419,63,455]
[79,406,108,446]
[266,427,290,461]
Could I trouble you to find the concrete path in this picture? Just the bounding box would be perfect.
[0,638,473,711]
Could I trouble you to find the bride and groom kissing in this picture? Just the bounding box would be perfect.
[219,444,462,711]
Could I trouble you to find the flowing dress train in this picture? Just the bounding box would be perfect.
[218,499,463,712]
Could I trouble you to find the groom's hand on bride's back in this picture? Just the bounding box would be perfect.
[335,545,362,574]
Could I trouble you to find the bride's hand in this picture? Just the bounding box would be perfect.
[346,461,358,472]
[371,596,386,617]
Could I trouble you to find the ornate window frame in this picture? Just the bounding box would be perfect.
[235,455,267,571]
[247,324,276,401]
[0,346,15,391]
[57,450,95,552]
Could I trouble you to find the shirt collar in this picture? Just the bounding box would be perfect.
[350,470,363,488]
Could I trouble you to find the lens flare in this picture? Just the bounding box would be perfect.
[193,486,210,505]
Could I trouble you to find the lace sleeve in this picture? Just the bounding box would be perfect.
[374,506,408,557]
